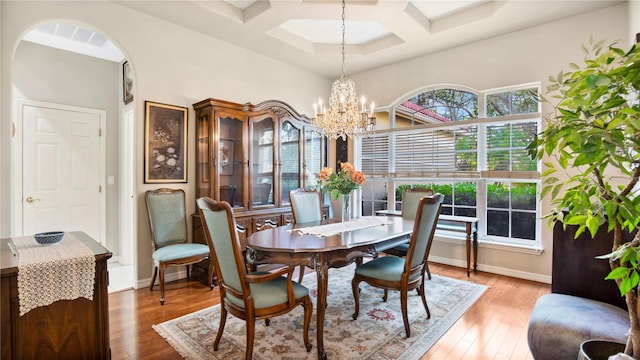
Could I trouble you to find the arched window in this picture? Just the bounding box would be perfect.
[359,84,541,248]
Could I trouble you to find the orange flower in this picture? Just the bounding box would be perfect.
[340,162,355,174]
[318,167,333,181]
[351,170,366,185]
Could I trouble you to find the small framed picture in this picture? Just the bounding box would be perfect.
[122,61,134,105]
[144,101,188,183]
[219,140,234,176]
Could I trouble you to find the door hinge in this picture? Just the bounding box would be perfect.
[99,185,102,193]
[99,128,102,137]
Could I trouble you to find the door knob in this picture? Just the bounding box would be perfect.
[26,196,41,203]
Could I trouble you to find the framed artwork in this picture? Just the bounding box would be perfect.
[144,101,188,183]
[219,140,234,176]
[122,61,134,105]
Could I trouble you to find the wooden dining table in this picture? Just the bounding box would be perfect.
[245,216,415,360]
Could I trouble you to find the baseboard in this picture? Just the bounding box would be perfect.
[135,268,187,290]
[429,255,552,284]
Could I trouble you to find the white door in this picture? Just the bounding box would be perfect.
[22,104,103,243]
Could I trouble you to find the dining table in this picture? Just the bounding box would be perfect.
[245,215,415,360]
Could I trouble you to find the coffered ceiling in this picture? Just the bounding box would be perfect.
[25,0,624,78]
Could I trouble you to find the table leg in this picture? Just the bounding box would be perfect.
[465,223,471,277]
[315,257,329,360]
[473,227,478,272]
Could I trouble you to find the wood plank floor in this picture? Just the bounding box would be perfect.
[108,263,550,359]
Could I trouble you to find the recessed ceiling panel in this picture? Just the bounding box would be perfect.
[410,0,489,20]
[224,0,257,10]
[279,19,390,45]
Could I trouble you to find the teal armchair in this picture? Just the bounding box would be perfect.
[197,197,312,359]
[384,188,435,279]
[145,188,213,305]
[289,188,323,282]
[351,193,444,337]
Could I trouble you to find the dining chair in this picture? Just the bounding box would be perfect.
[289,188,323,282]
[145,188,213,305]
[385,188,436,279]
[197,197,313,359]
[351,193,444,338]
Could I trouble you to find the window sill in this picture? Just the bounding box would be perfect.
[434,231,544,255]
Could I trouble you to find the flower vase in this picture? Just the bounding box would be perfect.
[342,193,351,223]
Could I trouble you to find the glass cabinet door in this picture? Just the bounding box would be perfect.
[251,116,275,207]
[196,114,211,199]
[218,114,245,209]
[280,120,301,205]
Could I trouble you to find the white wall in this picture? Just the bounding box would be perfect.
[631,0,640,44]
[12,41,121,255]
[352,2,630,282]
[0,0,330,282]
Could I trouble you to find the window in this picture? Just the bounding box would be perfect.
[360,84,541,247]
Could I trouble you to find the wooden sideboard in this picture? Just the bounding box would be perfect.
[1,231,112,359]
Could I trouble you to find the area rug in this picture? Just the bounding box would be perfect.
[154,264,488,360]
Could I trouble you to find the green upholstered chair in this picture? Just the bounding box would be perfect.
[384,188,435,279]
[197,197,312,359]
[145,188,213,305]
[289,188,323,282]
[289,188,323,224]
[351,193,444,338]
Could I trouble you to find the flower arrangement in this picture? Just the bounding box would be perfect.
[318,162,366,200]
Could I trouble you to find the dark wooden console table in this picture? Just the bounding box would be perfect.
[0,231,112,359]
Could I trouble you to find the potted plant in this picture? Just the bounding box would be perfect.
[529,38,640,356]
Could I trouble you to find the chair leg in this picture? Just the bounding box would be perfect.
[401,288,410,338]
[149,266,158,291]
[351,277,361,320]
[383,289,388,302]
[426,262,432,280]
[245,317,256,360]
[419,278,431,320]
[159,264,166,305]
[214,306,227,351]
[186,264,191,281]
[207,258,215,289]
[302,297,313,352]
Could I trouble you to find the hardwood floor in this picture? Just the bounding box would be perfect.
[108,263,550,359]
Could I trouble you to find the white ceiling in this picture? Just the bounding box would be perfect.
[24,0,623,78]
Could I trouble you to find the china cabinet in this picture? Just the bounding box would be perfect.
[191,98,327,283]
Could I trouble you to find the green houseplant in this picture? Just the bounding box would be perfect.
[529,38,640,356]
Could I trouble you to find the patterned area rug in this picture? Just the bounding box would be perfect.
[154,264,487,360]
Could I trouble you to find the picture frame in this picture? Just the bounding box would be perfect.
[219,140,234,176]
[144,101,188,183]
[122,61,134,105]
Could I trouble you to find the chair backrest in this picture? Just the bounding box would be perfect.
[401,188,435,220]
[406,193,444,270]
[289,188,322,224]
[145,188,187,248]
[197,197,247,298]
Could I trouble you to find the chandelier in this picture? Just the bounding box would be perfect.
[312,0,376,140]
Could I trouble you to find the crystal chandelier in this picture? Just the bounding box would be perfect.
[312,0,376,140]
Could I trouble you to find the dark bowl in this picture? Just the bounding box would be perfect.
[34,231,64,244]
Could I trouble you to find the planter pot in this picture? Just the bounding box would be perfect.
[578,340,627,360]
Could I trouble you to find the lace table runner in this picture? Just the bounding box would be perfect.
[13,233,96,316]
[291,218,392,237]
